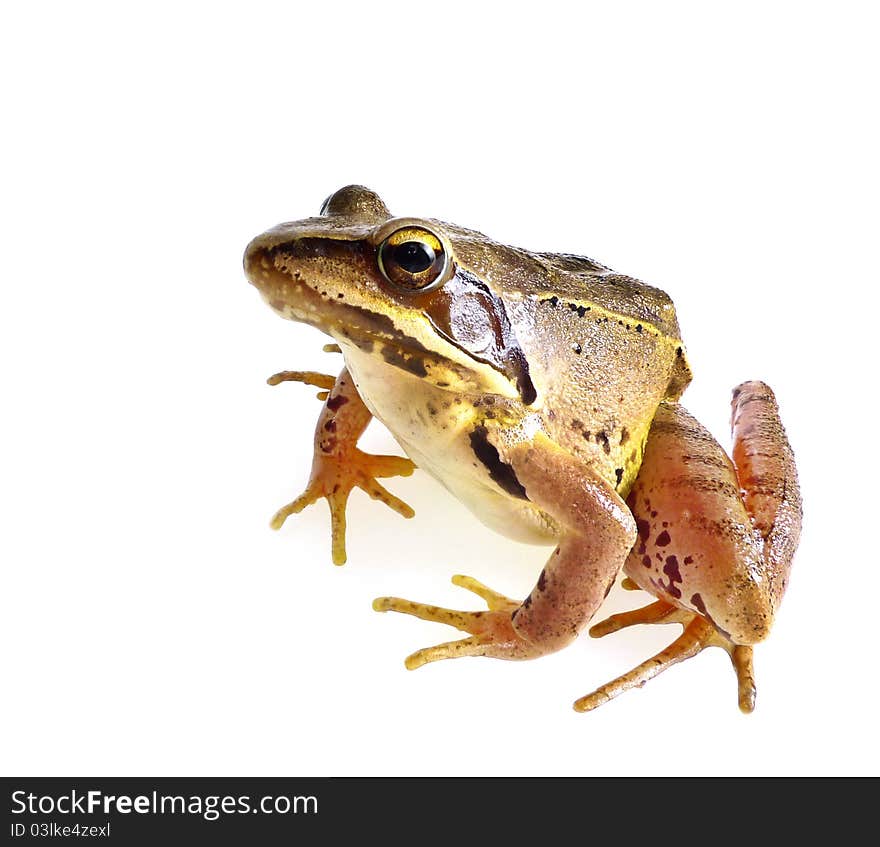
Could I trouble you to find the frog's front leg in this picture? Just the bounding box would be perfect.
[269,366,416,565]
[578,381,802,713]
[373,432,637,664]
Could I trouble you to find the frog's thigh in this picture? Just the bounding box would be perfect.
[506,434,637,653]
[623,403,770,644]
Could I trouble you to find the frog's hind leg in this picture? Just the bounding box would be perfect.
[577,383,799,713]
[578,604,756,713]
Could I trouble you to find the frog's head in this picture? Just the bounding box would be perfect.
[244,185,536,403]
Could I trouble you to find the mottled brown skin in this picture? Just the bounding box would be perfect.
[731,381,801,606]
[244,185,802,713]
[621,384,801,640]
[577,381,802,712]
[624,402,772,642]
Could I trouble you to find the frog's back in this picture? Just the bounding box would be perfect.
[439,225,691,493]
[533,251,692,494]
[440,223,691,395]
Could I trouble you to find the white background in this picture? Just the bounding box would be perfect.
[2,2,877,777]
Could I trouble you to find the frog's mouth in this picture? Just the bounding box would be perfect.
[244,234,514,397]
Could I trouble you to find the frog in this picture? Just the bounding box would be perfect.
[243,185,802,713]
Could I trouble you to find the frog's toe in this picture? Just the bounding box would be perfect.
[270,488,351,565]
[589,599,687,637]
[361,479,415,519]
[373,575,534,665]
[372,596,479,632]
[270,489,324,530]
[403,637,486,669]
[576,605,757,714]
[266,369,337,390]
[350,454,416,521]
[450,574,520,612]
[364,454,417,479]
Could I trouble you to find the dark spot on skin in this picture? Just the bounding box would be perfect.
[650,510,657,518]
[597,431,611,454]
[684,555,693,565]
[381,345,428,378]
[547,296,559,307]
[615,467,624,486]
[642,555,652,568]
[636,324,643,333]
[469,425,528,500]
[325,394,349,412]
[571,418,583,429]
[537,569,547,592]
[522,594,532,608]
[510,348,537,405]
[337,292,344,298]
[323,419,337,432]
[636,518,650,540]
[656,530,671,546]
[620,427,630,445]
[676,347,683,357]
[659,555,682,599]
[582,431,592,441]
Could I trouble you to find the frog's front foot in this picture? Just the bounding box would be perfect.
[574,600,756,714]
[373,575,543,666]
[269,366,417,565]
[272,448,415,565]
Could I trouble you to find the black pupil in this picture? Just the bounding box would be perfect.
[392,241,435,274]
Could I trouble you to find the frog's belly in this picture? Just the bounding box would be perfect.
[342,351,558,546]
[395,435,558,545]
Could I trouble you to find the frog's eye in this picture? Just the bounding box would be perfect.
[377,227,449,292]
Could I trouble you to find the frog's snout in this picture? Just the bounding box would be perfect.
[243,232,277,294]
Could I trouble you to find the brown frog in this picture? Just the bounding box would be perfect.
[243,185,802,712]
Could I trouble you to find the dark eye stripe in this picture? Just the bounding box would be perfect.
[424,269,537,405]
